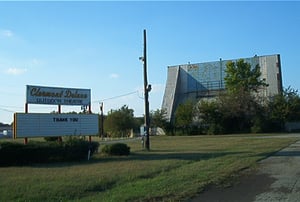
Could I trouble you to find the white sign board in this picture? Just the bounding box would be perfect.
[26,85,91,106]
[14,113,99,138]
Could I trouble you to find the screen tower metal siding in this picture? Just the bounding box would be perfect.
[162,54,283,122]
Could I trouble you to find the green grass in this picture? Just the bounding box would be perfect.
[0,134,299,201]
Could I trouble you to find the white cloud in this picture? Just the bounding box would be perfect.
[5,67,27,75]
[1,29,13,37]
[109,73,119,79]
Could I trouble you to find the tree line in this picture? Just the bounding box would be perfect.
[101,105,169,138]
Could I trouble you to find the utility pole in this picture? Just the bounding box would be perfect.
[141,29,151,150]
[100,102,104,140]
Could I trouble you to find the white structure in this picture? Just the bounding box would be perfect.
[14,113,98,138]
[162,54,283,122]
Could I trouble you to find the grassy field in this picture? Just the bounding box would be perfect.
[0,134,299,201]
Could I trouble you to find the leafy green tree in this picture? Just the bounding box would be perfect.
[250,103,269,133]
[282,87,300,122]
[104,105,135,137]
[218,59,269,133]
[175,100,196,135]
[267,87,300,131]
[219,90,260,133]
[150,108,168,130]
[196,100,224,135]
[225,59,268,93]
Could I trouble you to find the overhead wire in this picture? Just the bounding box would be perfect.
[0,90,145,113]
[0,107,15,113]
[94,90,143,103]
[0,105,23,113]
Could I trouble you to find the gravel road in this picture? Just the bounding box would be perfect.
[190,134,300,202]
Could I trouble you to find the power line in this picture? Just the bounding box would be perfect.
[94,90,140,103]
[0,107,15,113]
[0,104,62,113]
[0,104,23,109]
[0,105,24,112]
[0,90,144,112]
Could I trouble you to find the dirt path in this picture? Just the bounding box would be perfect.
[190,139,300,202]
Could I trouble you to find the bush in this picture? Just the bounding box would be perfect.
[0,138,99,166]
[62,137,99,160]
[101,143,130,156]
[44,136,60,142]
[206,123,224,135]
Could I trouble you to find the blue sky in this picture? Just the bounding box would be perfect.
[0,1,299,124]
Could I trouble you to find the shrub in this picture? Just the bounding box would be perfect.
[0,138,99,166]
[44,136,60,142]
[62,137,99,161]
[101,143,130,156]
[206,123,224,135]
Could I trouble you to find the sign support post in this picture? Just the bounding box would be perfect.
[88,104,92,143]
[24,103,28,145]
[58,104,62,143]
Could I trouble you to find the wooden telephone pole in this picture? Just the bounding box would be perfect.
[142,29,151,150]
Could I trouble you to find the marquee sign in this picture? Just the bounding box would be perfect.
[13,113,99,138]
[26,85,91,106]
